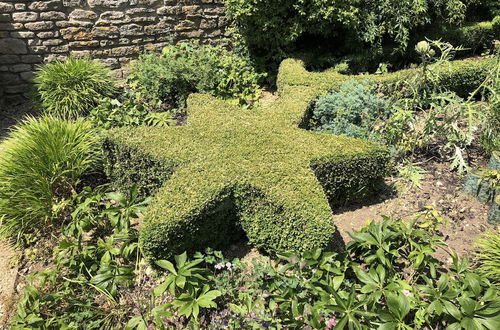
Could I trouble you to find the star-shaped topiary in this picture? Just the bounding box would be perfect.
[104,67,390,263]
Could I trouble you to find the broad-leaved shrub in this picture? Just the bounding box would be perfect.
[130,42,263,109]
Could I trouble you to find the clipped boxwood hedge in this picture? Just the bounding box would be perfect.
[277,57,495,98]
[105,55,493,263]
[104,78,390,262]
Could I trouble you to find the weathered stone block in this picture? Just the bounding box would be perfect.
[60,27,93,40]
[0,2,14,13]
[10,64,31,72]
[12,12,38,22]
[24,21,55,31]
[0,72,21,84]
[88,0,129,8]
[10,31,36,39]
[40,11,67,20]
[69,9,98,20]
[0,55,20,64]
[92,26,120,38]
[21,55,42,63]
[43,39,64,46]
[0,14,11,22]
[28,1,62,11]
[0,38,28,54]
[20,71,35,82]
[120,24,143,36]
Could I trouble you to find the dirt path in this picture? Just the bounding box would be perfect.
[0,241,18,328]
[0,103,32,327]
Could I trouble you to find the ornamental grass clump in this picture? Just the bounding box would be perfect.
[474,230,500,283]
[0,116,99,243]
[33,57,117,118]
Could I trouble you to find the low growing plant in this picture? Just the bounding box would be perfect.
[34,57,117,118]
[11,185,149,329]
[0,116,99,244]
[87,96,174,129]
[311,79,390,139]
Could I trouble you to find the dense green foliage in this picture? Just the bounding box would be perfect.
[33,57,117,118]
[0,116,99,243]
[494,16,500,35]
[87,94,174,129]
[130,42,263,109]
[311,80,390,139]
[474,230,500,283]
[104,91,389,262]
[412,21,497,57]
[277,57,493,98]
[309,41,499,177]
[10,186,148,329]
[226,0,469,58]
[12,195,499,328]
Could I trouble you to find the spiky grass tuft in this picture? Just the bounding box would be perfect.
[474,230,500,283]
[33,57,117,118]
[0,116,99,243]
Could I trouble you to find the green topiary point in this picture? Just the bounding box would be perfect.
[105,81,390,263]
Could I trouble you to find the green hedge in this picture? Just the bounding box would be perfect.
[413,21,498,55]
[105,55,493,263]
[104,82,389,262]
[277,57,494,98]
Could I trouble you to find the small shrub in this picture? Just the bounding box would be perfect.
[130,42,263,109]
[0,116,99,243]
[311,80,390,139]
[33,57,117,118]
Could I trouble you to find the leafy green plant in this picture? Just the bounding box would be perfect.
[0,116,99,244]
[34,57,117,118]
[87,96,174,129]
[474,230,500,283]
[130,42,263,110]
[11,185,150,328]
[397,163,427,189]
[378,40,499,173]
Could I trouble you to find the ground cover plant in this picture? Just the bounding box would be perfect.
[8,192,500,328]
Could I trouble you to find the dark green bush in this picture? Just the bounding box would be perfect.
[412,21,497,56]
[493,15,500,35]
[226,0,469,58]
[0,116,99,243]
[130,42,263,109]
[33,57,117,118]
[311,80,390,139]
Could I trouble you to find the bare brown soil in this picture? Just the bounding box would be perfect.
[334,161,493,264]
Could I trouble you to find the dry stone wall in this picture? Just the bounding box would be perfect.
[0,0,229,105]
